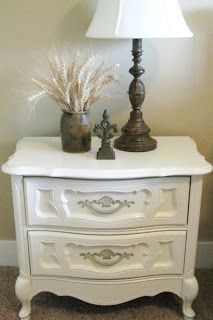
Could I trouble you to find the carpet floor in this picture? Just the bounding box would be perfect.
[0,268,212,320]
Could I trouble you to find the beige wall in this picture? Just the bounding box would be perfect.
[0,0,212,240]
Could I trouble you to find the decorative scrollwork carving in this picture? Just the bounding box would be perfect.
[80,249,134,267]
[78,196,135,214]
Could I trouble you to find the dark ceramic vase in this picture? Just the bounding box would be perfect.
[60,111,91,153]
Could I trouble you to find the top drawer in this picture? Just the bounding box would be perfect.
[24,177,190,230]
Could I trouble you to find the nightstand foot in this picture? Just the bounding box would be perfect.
[183,299,195,318]
[182,277,198,320]
[15,275,32,320]
[183,304,195,320]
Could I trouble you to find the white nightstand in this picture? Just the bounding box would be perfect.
[2,136,212,320]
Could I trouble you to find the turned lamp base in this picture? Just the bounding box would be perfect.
[115,135,157,152]
[114,110,157,152]
[114,38,157,152]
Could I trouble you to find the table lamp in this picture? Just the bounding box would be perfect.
[86,0,193,152]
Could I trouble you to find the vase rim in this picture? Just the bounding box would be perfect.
[62,110,89,115]
[62,110,89,114]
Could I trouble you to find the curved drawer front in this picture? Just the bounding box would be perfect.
[24,177,190,229]
[28,231,186,279]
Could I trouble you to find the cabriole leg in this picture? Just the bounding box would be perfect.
[15,275,32,320]
[182,277,198,320]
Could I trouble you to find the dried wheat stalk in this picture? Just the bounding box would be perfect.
[28,49,119,113]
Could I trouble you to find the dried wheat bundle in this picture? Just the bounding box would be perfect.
[28,49,119,113]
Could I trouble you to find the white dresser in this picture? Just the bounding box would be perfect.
[2,136,212,320]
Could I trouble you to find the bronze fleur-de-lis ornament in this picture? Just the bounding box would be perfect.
[93,109,118,160]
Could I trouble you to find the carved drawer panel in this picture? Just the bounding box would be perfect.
[28,230,186,279]
[24,177,190,229]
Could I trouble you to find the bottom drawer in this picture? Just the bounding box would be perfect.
[28,231,186,279]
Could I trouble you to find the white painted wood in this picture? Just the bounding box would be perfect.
[11,176,31,277]
[182,176,203,319]
[183,176,203,279]
[1,240,212,268]
[24,177,190,229]
[28,230,186,279]
[1,137,212,320]
[15,275,32,320]
[11,175,32,320]
[1,137,212,179]
[182,276,198,319]
[31,276,183,306]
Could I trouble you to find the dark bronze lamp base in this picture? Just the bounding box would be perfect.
[114,110,157,152]
[114,38,157,152]
[114,135,157,152]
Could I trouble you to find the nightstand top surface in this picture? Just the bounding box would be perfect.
[2,137,212,179]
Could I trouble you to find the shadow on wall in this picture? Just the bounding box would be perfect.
[187,7,213,32]
[184,7,213,143]
[185,7,213,92]
[55,0,129,66]
[185,8,213,240]
[57,0,97,43]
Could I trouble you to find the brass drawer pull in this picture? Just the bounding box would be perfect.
[78,196,135,214]
[80,249,134,267]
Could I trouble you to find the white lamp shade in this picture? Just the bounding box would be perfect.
[86,0,193,39]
